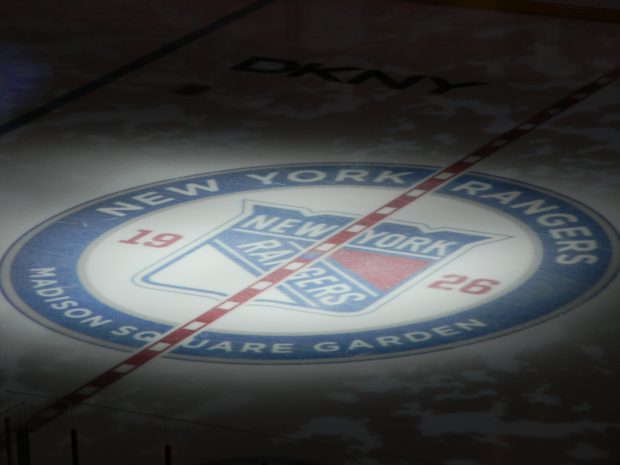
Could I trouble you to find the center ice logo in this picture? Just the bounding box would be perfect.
[4,164,618,362]
[137,202,500,314]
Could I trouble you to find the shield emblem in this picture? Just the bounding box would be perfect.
[136,201,504,315]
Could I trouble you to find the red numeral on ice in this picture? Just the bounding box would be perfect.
[119,229,183,248]
[429,274,500,295]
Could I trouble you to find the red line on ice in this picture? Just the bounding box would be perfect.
[26,67,619,431]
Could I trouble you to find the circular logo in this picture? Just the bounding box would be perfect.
[2,163,618,363]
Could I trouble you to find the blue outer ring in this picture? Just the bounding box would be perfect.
[2,163,618,363]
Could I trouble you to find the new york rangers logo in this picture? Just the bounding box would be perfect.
[2,163,619,362]
[139,202,502,315]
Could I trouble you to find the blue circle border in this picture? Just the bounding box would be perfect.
[1,163,618,363]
